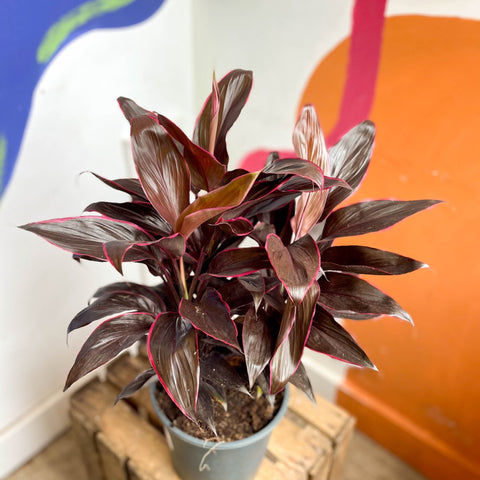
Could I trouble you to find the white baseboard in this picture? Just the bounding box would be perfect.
[0,368,103,479]
[302,349,349,403]
[0,389,70,479]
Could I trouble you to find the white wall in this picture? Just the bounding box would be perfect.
[0,1,194,476]
[5,1,475,476]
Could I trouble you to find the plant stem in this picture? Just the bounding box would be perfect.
[179,256,189,300]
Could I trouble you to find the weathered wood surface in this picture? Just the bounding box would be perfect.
[68,353,356,480]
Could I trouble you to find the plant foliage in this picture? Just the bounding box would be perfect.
[20,69,440,428]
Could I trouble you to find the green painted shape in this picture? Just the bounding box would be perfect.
[37,0,136,64]
[0,136,6,192]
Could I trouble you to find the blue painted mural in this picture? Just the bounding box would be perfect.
[0,0,166,197]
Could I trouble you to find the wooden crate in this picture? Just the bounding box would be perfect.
[69,354,355,480]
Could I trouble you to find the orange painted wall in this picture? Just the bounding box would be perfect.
[300,16,480,480]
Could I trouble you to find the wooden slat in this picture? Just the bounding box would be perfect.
[106,354,160,428]
[69,354,356,480]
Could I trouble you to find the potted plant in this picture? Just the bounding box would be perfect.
[20,69,439,480]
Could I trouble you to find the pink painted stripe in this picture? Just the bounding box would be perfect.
[326,0,387,146]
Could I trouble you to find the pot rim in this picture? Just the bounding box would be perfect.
[149,382,290,450]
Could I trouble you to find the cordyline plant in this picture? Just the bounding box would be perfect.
[20,69,439,432]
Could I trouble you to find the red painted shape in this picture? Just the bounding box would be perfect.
[326,0,386,146]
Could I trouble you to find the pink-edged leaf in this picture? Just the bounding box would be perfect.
[265,234,320,304]
[180,288,240,350]
[223,190,299,224]
[148,313,199,420]
[195,384,217,434]
[243,307,276,388]
[215,217,254,236]
[115,368,156,404]
[117,97,154,122]
[269,282,320,394]
[176,171,259,239]
[322,245,426,275]
[200,352,249,394]
[93,281,166,305]
[157,113,225,191]
[289,362,315,402]
[217,279,255,315]
[88,172,148,201]
[20,216,153,261]
[209,73,221,155]
[263,157,350,191]
[292,105,330,238]
[67,289,160,334]
[319,272,412,323]
[85,201,171,236]
[64,313,154,390]
[130,115,190,227]
[209,247,271,277]
[293,105,330,173]
[306,306,375,369]
[322,199,442,241]
[322,120,376,219]
[156,233,185,258]
[193,69,253,165]
[238,273,265,310]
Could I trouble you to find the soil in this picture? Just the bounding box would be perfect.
[154,387,283,442]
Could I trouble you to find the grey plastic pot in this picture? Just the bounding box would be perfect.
[149,383,289,480]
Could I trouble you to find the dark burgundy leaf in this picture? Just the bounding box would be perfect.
[67,290,160,334]
[117,96,153,122]
[269,282,320,394]
[88,172,147,201]
[322,199,442,240]
[195,385,217,433]
[93,282,165,306]
[289,362,315,402]
[224,190,299,224]
[291,105,330,238]
[64,313,153,390]
[131,115,190,227]
[85,201,171,236]
[322,245,426,275]
[180,288,240,350]
[266,234,320,304]
[156,233,185,258]
[157,113,225,191]
[248,221,277,246]
[319,272,412,322]
[238,273,265,310]
[215,217,254,236]
[306,306,375,369]
[193,69,253,165]
[115,368,155,404]
[148,313,199,420]
[200,352,249,394]
[209,247,270,277]
[322,120,375,219]
[243,308,276,388]
[216,279,254,315]
[19,216,153,261]
[176,171,259,239]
